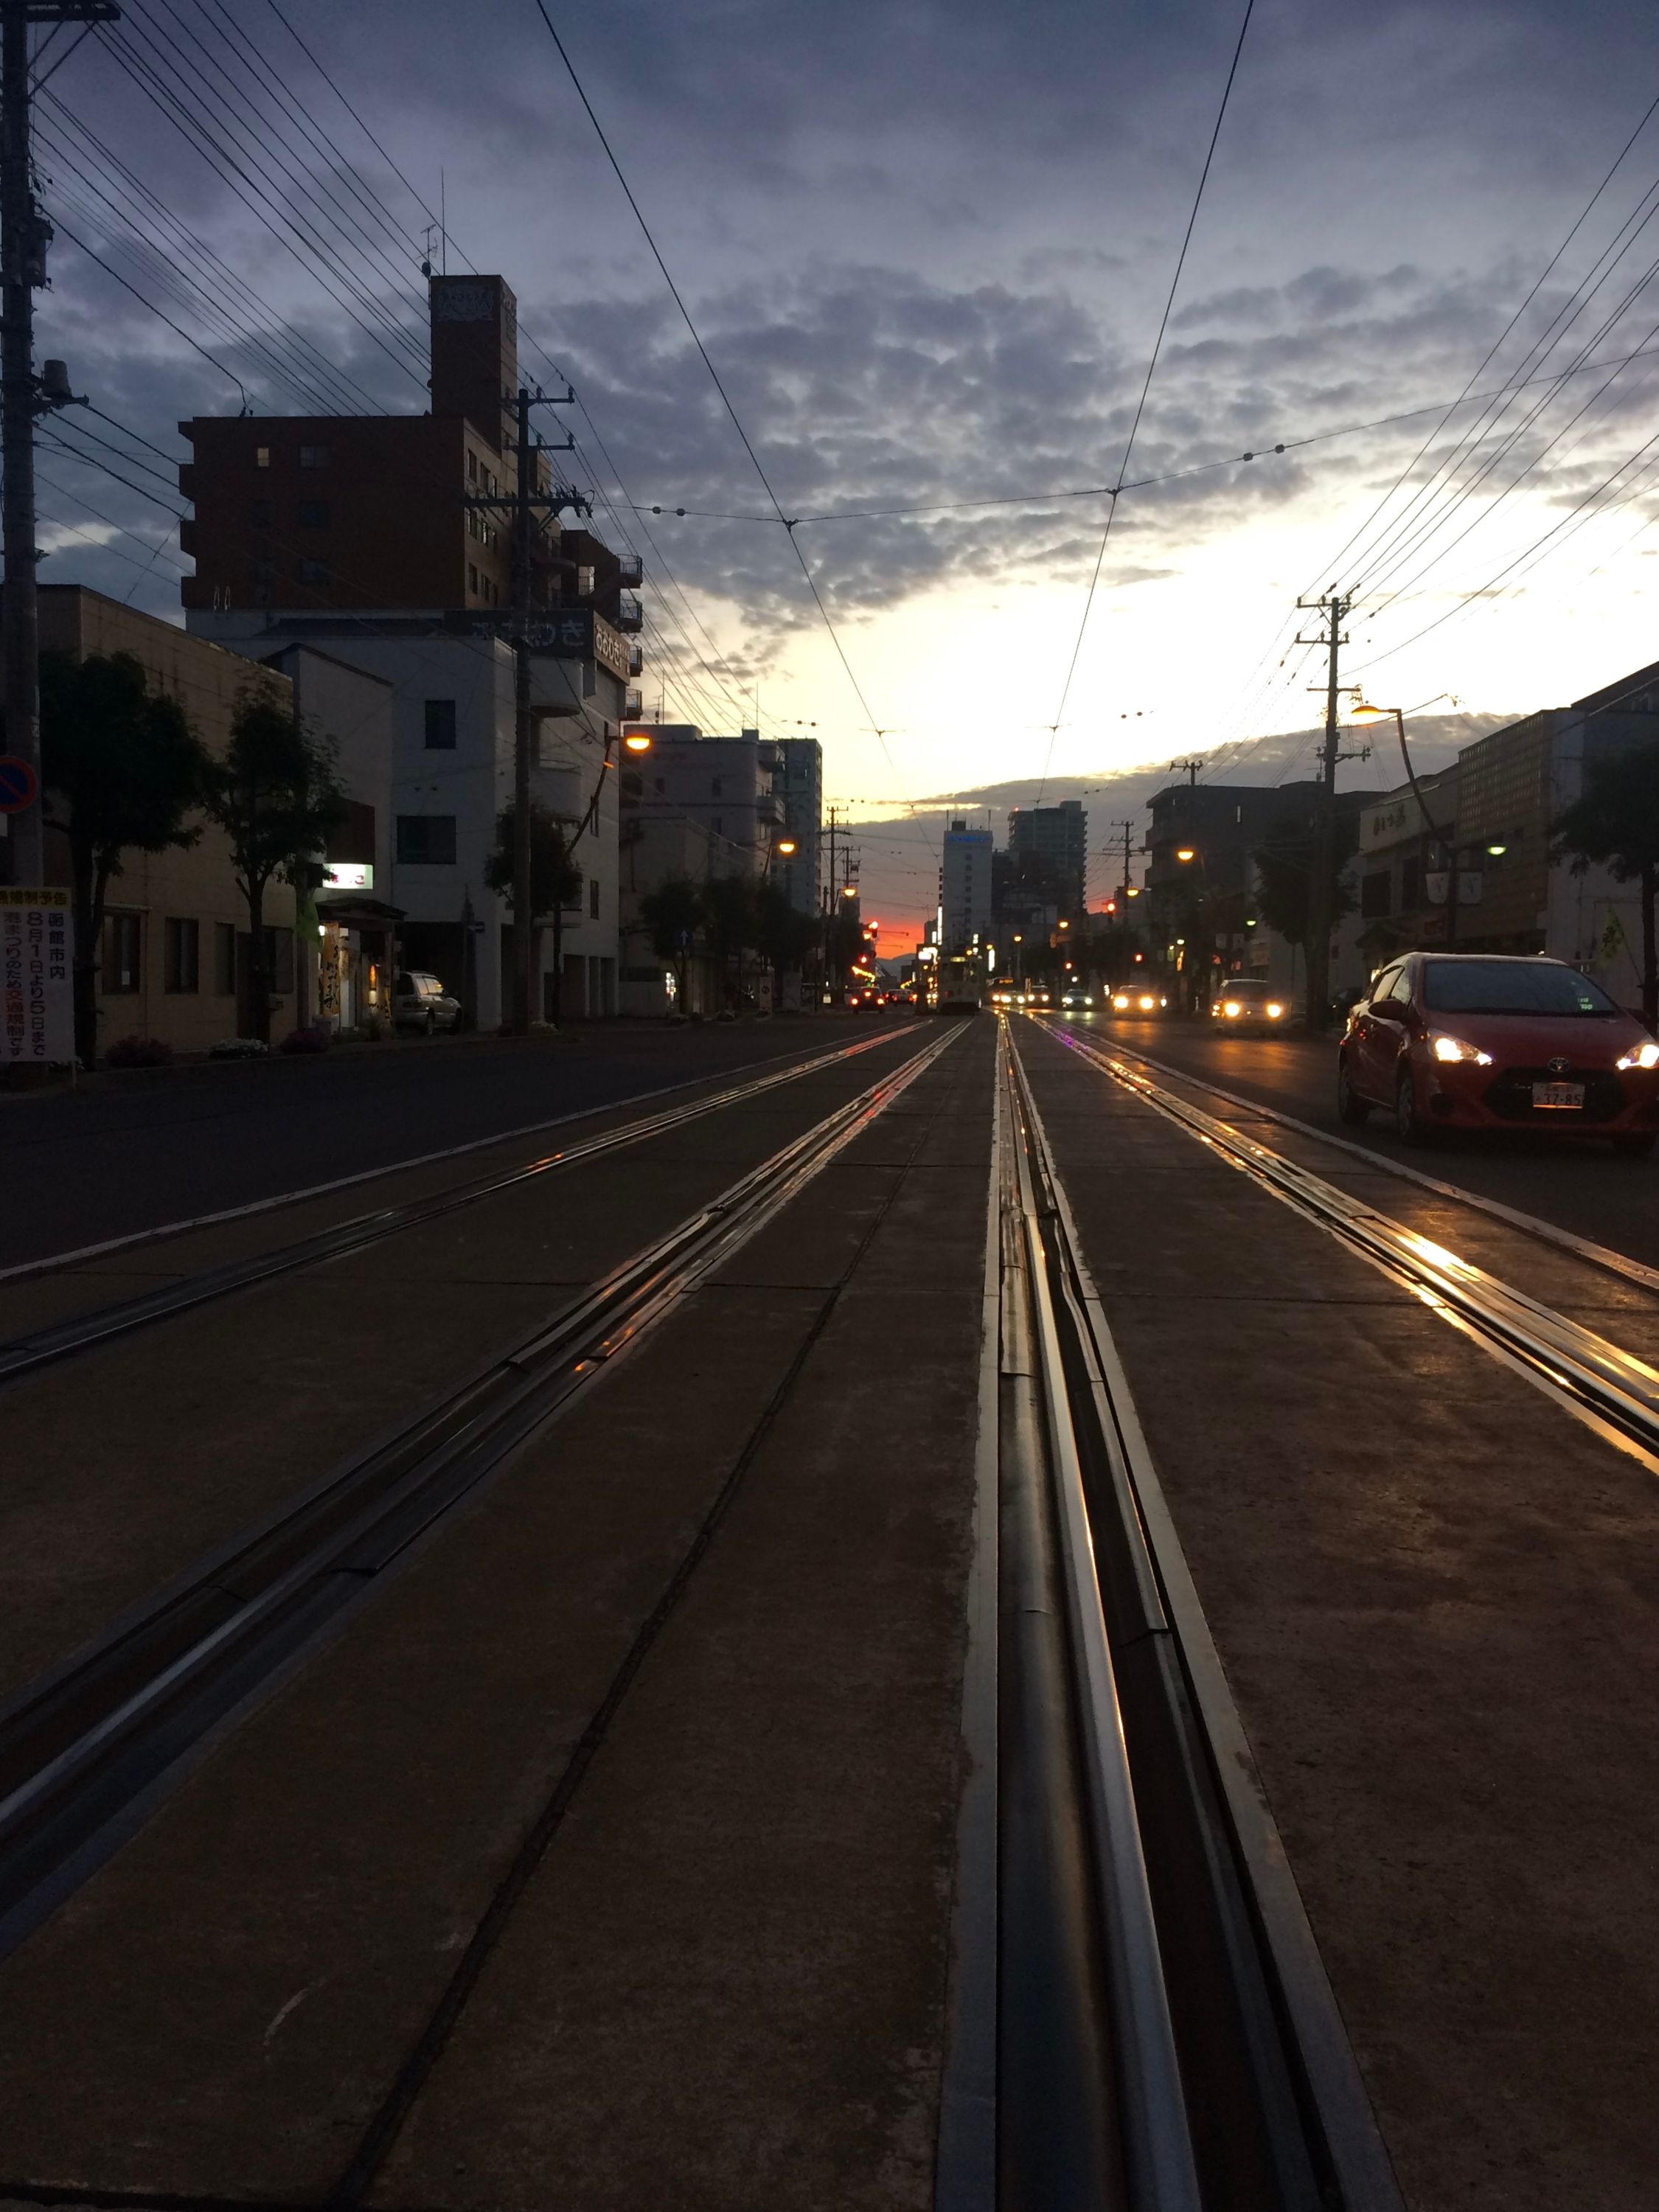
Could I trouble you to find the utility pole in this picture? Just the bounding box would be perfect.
[0,0,115,888]
[1110,816,1135,901]
[467,381,586,1033]
[1295,590,1354,1031]
[1169,758,1203,788]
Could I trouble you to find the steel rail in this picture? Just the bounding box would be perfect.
[1040,1015,1659,1298]
[0,1023,962,1962]
[1004,1020,1405,2211]
[999,1026,1203,2212]
[1056,1027,1659,1472]
[0,1024,918,1387]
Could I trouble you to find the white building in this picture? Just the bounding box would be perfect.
[939,817,993,954]
[187,609,625,1027]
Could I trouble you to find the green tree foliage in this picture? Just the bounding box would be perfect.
[39,651,212,1065]
[701,872,757,1004]
[1554,742,1659,1026]
[639,874,705,1010]
[751,881,818,984]
[199,682,345,1043]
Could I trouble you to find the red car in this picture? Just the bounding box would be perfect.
[1338,953,1659,1156]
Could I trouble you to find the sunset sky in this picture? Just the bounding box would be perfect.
[30,0,1659,934]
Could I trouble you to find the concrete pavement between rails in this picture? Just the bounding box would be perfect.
[0,1009,1655,2206]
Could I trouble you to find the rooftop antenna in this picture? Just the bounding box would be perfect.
[439,169,448,274]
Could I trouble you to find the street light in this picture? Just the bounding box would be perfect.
[776,837,797,856]
[1175,846,1197,863]
[623,729,653,754]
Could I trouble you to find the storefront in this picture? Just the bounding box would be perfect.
[312,888,403,1036]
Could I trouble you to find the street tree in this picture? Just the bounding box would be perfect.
[638,874,705,1013]
[1553,743,1659,1027]
[702,872,757,1006]
[39,650,213,1065]
[751,881,817,995]
[484,801,582,1023]
[200,682,345,1044]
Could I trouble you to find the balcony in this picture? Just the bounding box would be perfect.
[617,552,644,588]
[624,688,643,720]
[616,593,644,633]
[627,644,644,678]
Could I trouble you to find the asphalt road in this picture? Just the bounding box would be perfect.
[1053,1011,1659,1270]
[0,1014,922,1269]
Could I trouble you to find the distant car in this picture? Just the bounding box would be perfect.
[990,976,1019,1007]
[393,970,459,1034]
[1338,952,1659,1154]
[1026,984,1053,1009]
[1060,987,1096,1011]
[1210,978,1290,1032]
[1110,986,1168,1015]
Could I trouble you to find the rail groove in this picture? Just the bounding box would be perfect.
[1049,1023,1659,1471]
[1000,1018,1402,2210]
[0,1022,961,1964]
[0,1025,914,1386]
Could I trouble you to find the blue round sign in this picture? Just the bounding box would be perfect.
[0,754,38,814]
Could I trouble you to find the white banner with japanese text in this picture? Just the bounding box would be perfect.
[1,888,73,1065]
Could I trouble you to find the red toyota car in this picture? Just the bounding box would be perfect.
[1338,953,1659,1156]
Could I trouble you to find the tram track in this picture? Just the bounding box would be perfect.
[0,1020,962,1969]
[0,1024,916,1387]
[998,1018,1401,2210]
[1040,1020,1659,1473]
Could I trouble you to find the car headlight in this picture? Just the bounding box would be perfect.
[1222,1001,1241,1018]
[1138,995,1155,1010]
[1266,1002,1284,1018]
[1616,1040,1659,1069]
[1431,1033,1494,1065]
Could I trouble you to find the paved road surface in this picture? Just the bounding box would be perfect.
[0,1014,914,1267]
[1065,1012,1659,1267]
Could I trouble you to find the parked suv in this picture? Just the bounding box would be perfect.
[1338,953,1659,1155]
[393,971,460,1035]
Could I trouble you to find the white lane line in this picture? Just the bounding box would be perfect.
[1038,1018,1659,1298]
[0,1030,908,1287]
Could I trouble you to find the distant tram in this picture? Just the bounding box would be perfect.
[934,950,987,1012]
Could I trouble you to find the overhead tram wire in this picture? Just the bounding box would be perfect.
[244,0,796,748]
[1034,0,1254,809]
[530,1,916,811]
[38,100,384,414]
[1346,223,1659,608]
[1313,88,1659,599]
[91,22,430,394]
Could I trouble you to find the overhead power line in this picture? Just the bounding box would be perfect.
[1039,0,1254,801]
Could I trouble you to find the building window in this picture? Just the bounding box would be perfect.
[466,449,478,483]
[255,445,271,469]
[252,558,274,585]
[1360,872,1391,919]
[264,926,295,994]
[424,698,458,749]
[298,499,330,528]
[467,562,479,594]
[250,500,271,528]
[397,815,457,865]
[105,912,142,993]
[213,921,237,995]
[298,443,329,470]
[299,557,330,585]
[164,917,199,992]
[711,776,723,797]
[589,877,600,919]
[1401,855,1422,908]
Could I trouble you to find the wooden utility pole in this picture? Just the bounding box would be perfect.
[1295,591,1352,1030]
[0,0,115,888]
[465,381,585,1032]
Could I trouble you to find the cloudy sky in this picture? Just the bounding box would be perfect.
[28,0,1659,933]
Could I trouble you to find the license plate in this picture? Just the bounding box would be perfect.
[1532,1081,1585,1110]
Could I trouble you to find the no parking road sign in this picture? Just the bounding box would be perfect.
[0,754,39,814]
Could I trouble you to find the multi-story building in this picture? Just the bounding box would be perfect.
[1007,799,1088,915]
[189,613,621,1026]
[177,275,644,637]
[619,725,790,877]
[939,818,993,953]
[776,737,823,917]
[179,272,641,1023]
[34,586,303,1057]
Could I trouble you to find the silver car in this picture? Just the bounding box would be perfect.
[393,970,460,1034]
